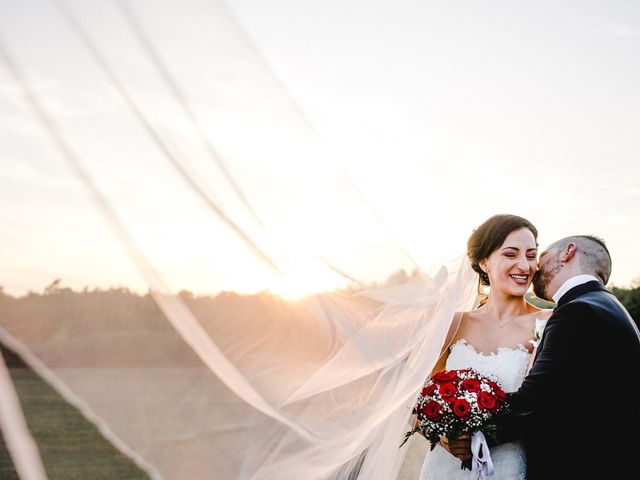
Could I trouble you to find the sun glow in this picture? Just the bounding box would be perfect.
[266,259,353,300]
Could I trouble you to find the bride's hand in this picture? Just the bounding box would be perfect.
[439,434,472,461]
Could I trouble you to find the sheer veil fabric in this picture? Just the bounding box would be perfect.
[0,258,477,480]
[0,1,480,479]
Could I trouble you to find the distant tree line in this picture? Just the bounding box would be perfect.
[1,276,639,332]
[611,283,640,327]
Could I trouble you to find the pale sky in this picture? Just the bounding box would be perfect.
[1,0,639,297]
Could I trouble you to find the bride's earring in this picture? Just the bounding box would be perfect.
[477,262,490,307]
[479,262,490,280]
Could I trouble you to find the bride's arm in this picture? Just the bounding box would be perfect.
[414,312,463,433]
[433,311,464,374]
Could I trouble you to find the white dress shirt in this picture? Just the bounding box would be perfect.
[552,274,601,304]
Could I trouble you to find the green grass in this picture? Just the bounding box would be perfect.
[0,358,149,480]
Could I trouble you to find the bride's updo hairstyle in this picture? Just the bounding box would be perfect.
[467,214,538,287]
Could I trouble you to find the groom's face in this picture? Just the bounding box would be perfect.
[533,247,562,301]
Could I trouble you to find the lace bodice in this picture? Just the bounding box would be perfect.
[445,339,533,393]
[419,338,533,480]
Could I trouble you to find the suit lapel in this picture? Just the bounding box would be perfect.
[556,280,607,307]
[531,281,606,365]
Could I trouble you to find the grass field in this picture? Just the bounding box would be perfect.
[0,347,149,480]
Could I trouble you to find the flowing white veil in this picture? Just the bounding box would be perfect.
[0,260,477,480]
[0,1,480,478]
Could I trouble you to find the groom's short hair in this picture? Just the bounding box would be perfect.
[553,235,612,284]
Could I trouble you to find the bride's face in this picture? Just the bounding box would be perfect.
[481,227,538,297]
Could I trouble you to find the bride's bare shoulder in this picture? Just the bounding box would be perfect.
[452,309,485,325]
[442,311,470,345]
[459,308,484,321]
[446,309,484,339]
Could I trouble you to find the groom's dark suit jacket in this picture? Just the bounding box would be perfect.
[497,281,640,479]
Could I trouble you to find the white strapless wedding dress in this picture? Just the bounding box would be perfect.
[419,339,531,480]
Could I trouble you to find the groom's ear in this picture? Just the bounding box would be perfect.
[560,242,578,263]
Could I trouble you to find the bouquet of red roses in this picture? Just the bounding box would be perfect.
[401,368,509,472]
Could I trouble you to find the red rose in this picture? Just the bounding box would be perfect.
[477,391,497,411]
[452,399,471,419]
[461,378,481,393]
[421,383,437,397]
[490,383,507,405]
[438,382,458,401]
[431,370,459,384]
[422,400,442,421]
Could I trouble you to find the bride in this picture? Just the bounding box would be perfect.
[419,214,552,480]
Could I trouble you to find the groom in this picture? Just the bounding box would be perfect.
[451,235,640,479]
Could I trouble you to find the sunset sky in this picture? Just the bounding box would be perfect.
[1,0,639,297]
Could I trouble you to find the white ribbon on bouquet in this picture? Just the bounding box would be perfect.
[471,431,494,479]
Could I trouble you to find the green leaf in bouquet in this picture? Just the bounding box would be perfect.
[399,427,420,448]
[483,423,498,443]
